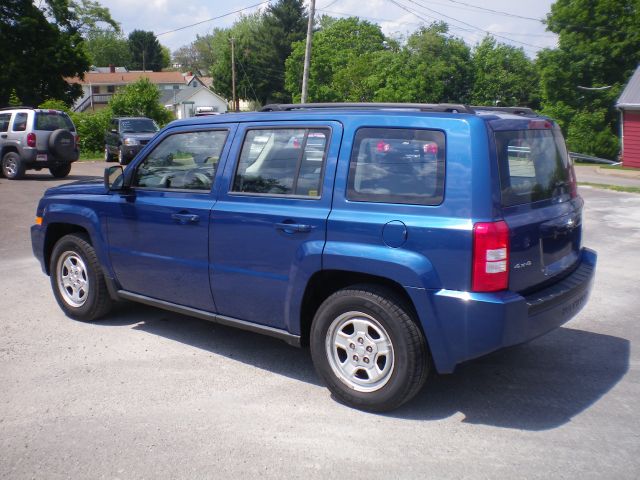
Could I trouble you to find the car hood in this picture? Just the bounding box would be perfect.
[44,179,106,197]
[120,132,157,140]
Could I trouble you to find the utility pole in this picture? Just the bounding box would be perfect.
[230,37,238,112]
[301,0,316,104]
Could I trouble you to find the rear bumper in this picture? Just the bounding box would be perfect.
[426,248,597,373]
[22,148,79,167]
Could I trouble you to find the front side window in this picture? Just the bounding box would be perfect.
[347,127,446,205]
[0,113,11,132]
[233,128,329,197]
[134,130,228,191]
[12,112,28,132]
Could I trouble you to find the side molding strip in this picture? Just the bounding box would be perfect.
[117,290,301,347]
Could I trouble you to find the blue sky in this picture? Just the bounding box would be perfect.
[100,0,558,57]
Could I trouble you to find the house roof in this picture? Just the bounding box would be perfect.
[69,71,186,86]
[186,75,214,88]
[617,65,640,109]
[161,86,228,106]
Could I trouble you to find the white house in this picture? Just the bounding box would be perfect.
[161,86,228,119]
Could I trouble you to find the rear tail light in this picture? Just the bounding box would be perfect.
[27,132,36,148]
[75,135,80,148]
[472,220,510,292]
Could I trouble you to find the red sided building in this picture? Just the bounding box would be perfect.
[617,66,640,168]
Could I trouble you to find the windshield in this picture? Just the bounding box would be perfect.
[120,119,158,133]
[496,128,572,207]
[34,112,75,131]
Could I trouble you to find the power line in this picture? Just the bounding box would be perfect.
[442,0,542,22]
[156,1,272,37]
[390,0,547,51]
[235,55,261,105]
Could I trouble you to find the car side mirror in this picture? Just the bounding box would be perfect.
[104,165,125,191]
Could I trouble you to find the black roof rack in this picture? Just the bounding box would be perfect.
[0,106,35,111]
[261,102,474,114]
[471,106,535,116]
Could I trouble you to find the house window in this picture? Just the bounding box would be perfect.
[91,86,99,94]
[107,85,115,93]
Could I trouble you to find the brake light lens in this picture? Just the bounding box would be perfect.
[27,132,36,148]
[75,134,80,148]
[472,220,510,292]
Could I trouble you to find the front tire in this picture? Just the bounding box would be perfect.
[49,163,71,178]
[2,152,25,179]
[310,285,430,412]
[104,145,113,162]
[50,233,113,321]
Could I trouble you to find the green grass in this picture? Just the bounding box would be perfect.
[579,182,640,194]
[79,151,103,161]
[600,164,639,171]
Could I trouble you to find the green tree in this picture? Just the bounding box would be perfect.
[285,17,387,102]
[108,78,173,125]
[127,30,164,71]
[403,23,473,103]
[258,0,307,102]
[470,36,538,107]
[538,0,640,158]
[0,0,89,106]
[84,28,131,67]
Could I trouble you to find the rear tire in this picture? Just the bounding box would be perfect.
[49,164,71,178]
[2,151,25,179]
[310,284,429,412]
[50,233,113,321]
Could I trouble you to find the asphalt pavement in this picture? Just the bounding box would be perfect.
[0,162,638,479]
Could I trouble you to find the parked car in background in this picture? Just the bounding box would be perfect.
[105,117,159,165]
[0,107,79,179]
[31,103,597,412]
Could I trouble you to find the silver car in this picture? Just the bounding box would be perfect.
[0,107,79,179]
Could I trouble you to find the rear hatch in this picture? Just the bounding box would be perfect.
[33,110,77,151]
[491,118,582,293]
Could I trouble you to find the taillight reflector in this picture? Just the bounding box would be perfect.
[472,220,510,292]
[27,132,36,148]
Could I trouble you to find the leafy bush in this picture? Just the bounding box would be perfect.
[71,108,112,155]
[108,78,174,126]
[38,99,72,114]
[566,109,619,160]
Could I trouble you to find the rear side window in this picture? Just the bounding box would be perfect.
[347,127,445,205]
[12,112,28,132]
[496,129,571,206]
[35,112,75,131]
[233,128,329,197]
[0,113,10,132]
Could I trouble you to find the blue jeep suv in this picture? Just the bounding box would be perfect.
[31,103,597,411]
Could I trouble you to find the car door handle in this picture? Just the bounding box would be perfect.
[171,213,200,224]
[274,222,315,233]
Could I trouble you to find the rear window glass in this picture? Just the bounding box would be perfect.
[347,127,445,205]
[496,129,571,207]
[120,118,158,133]
[35,112,75,131]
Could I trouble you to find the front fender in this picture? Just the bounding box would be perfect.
[40,203,113,278]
